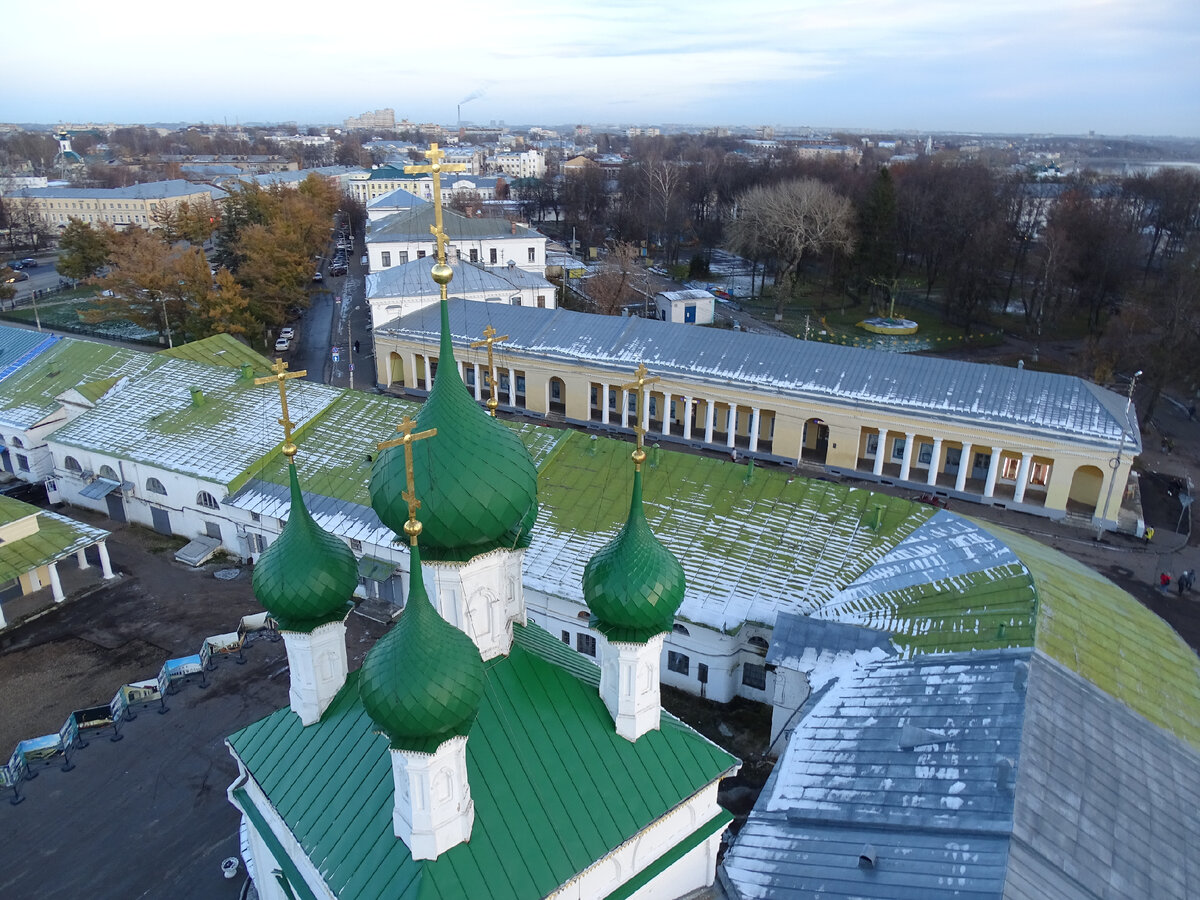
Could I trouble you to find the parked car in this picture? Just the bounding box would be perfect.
[20,258,37,268]
[274,337,290,352]
[2,270,29,283]
[279,327,295,340]
[312,271,324,283]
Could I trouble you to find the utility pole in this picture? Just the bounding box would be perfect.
[347,311,353,391]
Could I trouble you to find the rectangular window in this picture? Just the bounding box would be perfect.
[561,630,570,645]
[667,651,690,675]
[469,248,479,263]
[16,454,29,472]
[742,662,766,690]
[417,250,426,259]
[537,295,546,308]
[576,633,597,657]
[866,433,879,455]
[516,374,526,395]
[945,447,962,468]
[974,452,991,472]
[1001,456,1020,480]
[528,247,536,262]
[350,539,363,552]
[918,442,933,464]
[891,437,906,461]
[489,248,498,264]
[398,251,409,264]
[1030,462,1050,486]
[381,251,391,267]
[248,532,266,554]
[251,511,261,523]
[551,380,562,401]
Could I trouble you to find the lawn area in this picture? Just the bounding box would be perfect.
[1,291,159,343]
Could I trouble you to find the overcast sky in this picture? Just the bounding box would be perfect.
[8,0,1198,136]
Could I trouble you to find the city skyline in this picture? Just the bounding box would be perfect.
[6,0,1199,137]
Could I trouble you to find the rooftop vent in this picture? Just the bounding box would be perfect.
[1013,658,1029,693]
[898,724,943,750]
[995,756,1015,793]
[238,363,254,382]
[858,844,877,868]
[189,387,204,407]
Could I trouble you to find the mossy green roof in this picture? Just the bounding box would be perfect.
[229,623,737,900]
[0,337,161,430]
[991,523,1200,750]
[156,333,273,372]
[0,496,109,582]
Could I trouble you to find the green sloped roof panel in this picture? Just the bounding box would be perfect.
[156,333,273,371]
[985,522,1200,750]
[0,498,109,582]
[228,622,737,900]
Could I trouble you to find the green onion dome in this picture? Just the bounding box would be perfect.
[359,545,486,752]
[582,468,686,644]
[370,300,538,555]
[251,463,358,630]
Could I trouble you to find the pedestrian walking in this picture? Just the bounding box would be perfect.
[1160,572,1171,590]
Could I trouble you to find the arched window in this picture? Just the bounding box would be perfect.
[64,456,82,474]
[672,622,690,636]
[10,436,23,449]
[748,636,770,653]
[146,477,167,496]
[196,491,220,510]
[99,465,118,481]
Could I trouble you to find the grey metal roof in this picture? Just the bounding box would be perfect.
[377,301,1134,448]
[1006,652,1200,900]
[767,612,895,669]
[366,205,543,243]
[722,648,1031,899]
[365,188,428,211]
[366,256,552,301]
[11,179,227,201]
[226,478,399,548]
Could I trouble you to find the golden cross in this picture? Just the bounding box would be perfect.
[254,358,308,459]
[621,363,660,467]
[469,324,510,416]
[377,415,438,544]
[404,142,466,267]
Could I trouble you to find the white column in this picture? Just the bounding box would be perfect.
[899,431,916,481]
[749,408,761,453]
[390,736,475,859]
[76,548,90,570]
[544,380,551,413]
[506,369,516,407]
[407,354,418,389]
[683,397,694,441]
[726,404,738,449]
[703,402,715,444]
[472,363,482,401]
[641,389,650,434]
[601,383,610,425]
[984,446,1002,498]
[955,442,973,492]
[621,389,630,428]
[873,429,888,476]
[599,633,665,742]
[661,391,672,436]
[98,541,116,580]
[1013,452,1034,504]
[48,562,64,603]
[927,438,943,486]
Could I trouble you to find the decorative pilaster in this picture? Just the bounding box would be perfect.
[282,617,349,726]
[426,548,526,660]
[389,736,475,858]
[599,634,666,742]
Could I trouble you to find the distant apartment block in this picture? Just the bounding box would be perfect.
[492,149,546,180]
[344,108,396,131]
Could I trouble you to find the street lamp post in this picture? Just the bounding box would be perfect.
[1096,369,1142,539]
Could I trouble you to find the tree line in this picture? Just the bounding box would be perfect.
[57,175,349,347]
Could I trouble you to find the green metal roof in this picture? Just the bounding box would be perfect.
[371,302,538,557]
[359,545,486,751]
[0,496,109,583]
[157,333,274,372]
[228,623,737,900]
[994,524,1200,750]
[0,337,161,430]
[252,463,359,629]
[584,467,686,643]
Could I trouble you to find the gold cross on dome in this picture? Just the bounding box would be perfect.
[404,142,466,267]
[621,363,660,467]
[255,358,308,459]
[469,324,510,417]
[377,415,437,544]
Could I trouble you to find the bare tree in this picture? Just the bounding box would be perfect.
[583,242,644,315]
[726,179,856,320]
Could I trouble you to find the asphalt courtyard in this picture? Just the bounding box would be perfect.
[0,516,386,900]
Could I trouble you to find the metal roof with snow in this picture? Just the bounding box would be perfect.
[367,206,542,244]
[0,328,59,383]
[378,300,1135,448]
[366,256,553,303]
